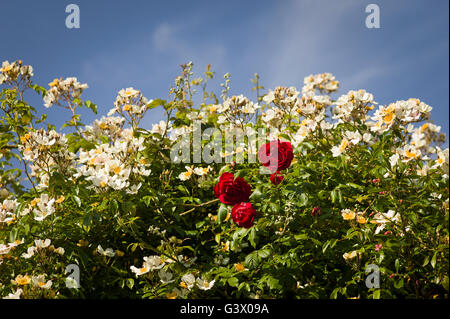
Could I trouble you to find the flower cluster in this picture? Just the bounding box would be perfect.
[409,122,442,151]
[214,172,256,228]
[0,199,18,224]
[333,89,376,122]
[178,165,212,181]
[0,239,23,265]
[368,98,432,134]
[22,193,62,222]
[75,137,151,193]
[19,129,75,188]
[21,238,64,259]
[216,95,260,127]
[302,73,339,95]
[0,60,33,85]
[108,87,151,127]
[84,116,126,142]
[130,255,167,276]
[43,77,88,108]
[263,86,299,110]
[331,130,371,157]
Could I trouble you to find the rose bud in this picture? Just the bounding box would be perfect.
[270,173,284,186]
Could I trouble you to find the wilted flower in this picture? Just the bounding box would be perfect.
[97,245,115,257]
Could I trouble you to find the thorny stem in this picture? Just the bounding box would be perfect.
[179,198,220,216]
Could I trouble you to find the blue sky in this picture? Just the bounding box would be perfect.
[1,0,448,138]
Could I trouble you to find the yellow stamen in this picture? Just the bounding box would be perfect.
[49,78,59,87]
[166,291,178,299]
[356,215,367,224]
[30,198,41,207]
[339,139,349,152]
[15,275,31,285]
[235,263,245,272]
[405,150,417,159]
[55,195,65,204]
[383,111,395,124]
[342,211,356,220]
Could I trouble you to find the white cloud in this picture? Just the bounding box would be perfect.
[251,0,388,89]
[151,22,226,69]
[152,22,176,51]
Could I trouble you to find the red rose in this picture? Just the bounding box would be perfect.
[214,172,251,206]
[311,206,321,216]
[231,202,257,228]
[270,173,284,185]
[258,140,294,173]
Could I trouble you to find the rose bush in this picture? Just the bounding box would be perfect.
[0,60,448,299]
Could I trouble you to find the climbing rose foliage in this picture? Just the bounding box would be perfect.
[0,60,448,299]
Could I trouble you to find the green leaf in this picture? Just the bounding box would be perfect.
[330,288,340,299]
[84,100,97,114]
[422,255,430,267]
[9,228,18,243]
[337,190,343,205]
[73,195,81,208]
[195,220,205,229]
[266,276,281,290]
[217,204,228,224]
[248,227,257,248]
[215,233,221,244]
[235,169,249,178]
[110,199,119,213]
[394,278,404,289]
[373,289,381,299]
[258,247,271,258]
[147,99,166,109]
[249,187,262,201]
[442,276,449,291]
[430,252,437,268]
[395,259,400,272]
[244,252,259,269]
[227,277,239,287]
[270,202,281,213]
[322,241,330,254]
[331,189,337,203]
[83,214,92,231]
[126,278,134,290]
[347,182,364,190]
[302,142,314,150]
[298,193,308,207]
